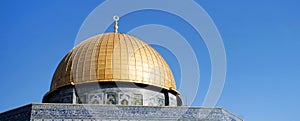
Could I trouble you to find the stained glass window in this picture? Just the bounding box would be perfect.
[120,94,130,106]
[106,92,117,105]
[158,97,164,106]
[88,93,103,104]
[133,94,143,106]
[148,98,155,106]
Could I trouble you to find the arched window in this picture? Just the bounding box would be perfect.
[119,94,130,105]
[157,97,165,106]
[133,94,143,106]
[106,92,117,105]
[148,98,155,106]
[88,93,103,104]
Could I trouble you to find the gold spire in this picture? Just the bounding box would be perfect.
[113,16,119,33]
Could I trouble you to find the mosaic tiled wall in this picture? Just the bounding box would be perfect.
[45,83,178,106]
[0,103,242,121]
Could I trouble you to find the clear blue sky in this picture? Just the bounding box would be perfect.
[1,1,300,121]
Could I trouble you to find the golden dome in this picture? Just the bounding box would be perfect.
[50,32,177,93]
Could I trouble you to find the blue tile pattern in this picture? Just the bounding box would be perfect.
[0,103,242,121]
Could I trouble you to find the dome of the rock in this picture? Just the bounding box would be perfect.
[43,32,182,106]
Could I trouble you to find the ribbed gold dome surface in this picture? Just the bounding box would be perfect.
[50,33,177,92]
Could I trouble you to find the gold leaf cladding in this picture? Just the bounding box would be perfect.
[50,33,177,93]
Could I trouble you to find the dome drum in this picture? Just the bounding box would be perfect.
[43,82,181,106]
